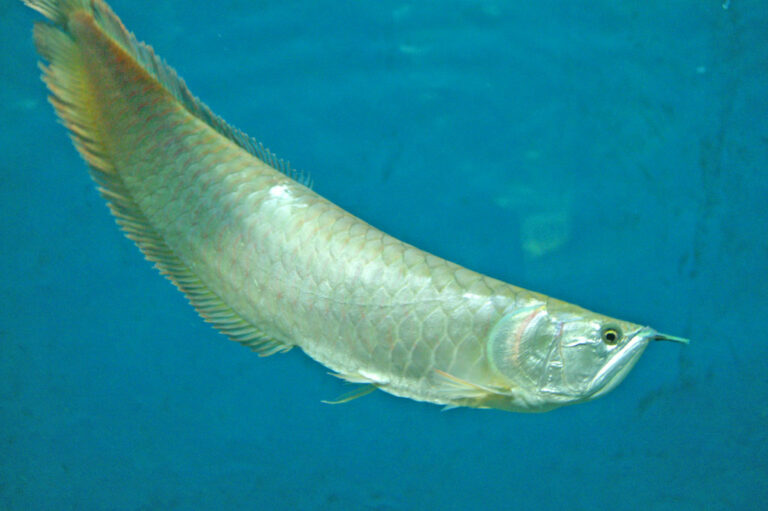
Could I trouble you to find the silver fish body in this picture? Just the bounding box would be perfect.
[23,0,687,412]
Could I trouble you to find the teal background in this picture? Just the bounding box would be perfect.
[1,1,766,509]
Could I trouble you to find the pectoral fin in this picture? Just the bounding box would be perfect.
[433,369,512,408]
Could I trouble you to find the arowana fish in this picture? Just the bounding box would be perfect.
[22,0,688,412]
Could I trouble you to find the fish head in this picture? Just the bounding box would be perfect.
[486,299,687,411]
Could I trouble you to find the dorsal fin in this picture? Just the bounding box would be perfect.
[25,0,309,185]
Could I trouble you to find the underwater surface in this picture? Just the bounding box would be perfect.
[1,0,767,509]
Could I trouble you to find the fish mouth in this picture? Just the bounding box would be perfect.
[586,327,655,399]
[586,327,689,399]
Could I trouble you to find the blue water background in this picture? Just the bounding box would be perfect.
[2,0,767,509]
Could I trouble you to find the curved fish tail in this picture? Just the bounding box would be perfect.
[25,0,290,355]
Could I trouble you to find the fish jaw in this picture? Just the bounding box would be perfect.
[583,327,654,400]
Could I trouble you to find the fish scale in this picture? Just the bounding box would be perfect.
[22,0,687,413]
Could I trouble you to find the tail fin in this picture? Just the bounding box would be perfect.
[28,1,110,174]
[22,0,88,25]
[24,0,296,176]
[23,0,292,355]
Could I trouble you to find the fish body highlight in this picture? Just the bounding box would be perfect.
[22,0,687,412]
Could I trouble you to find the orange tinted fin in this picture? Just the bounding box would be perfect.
[25,0,290,354]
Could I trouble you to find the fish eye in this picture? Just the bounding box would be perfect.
[601,326,622,345]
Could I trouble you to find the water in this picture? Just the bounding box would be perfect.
[1,0,767,509]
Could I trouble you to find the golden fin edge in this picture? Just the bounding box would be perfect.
[25,0,291,356]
